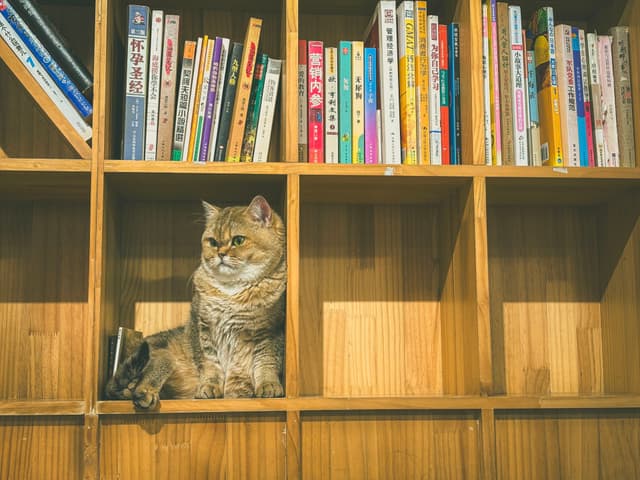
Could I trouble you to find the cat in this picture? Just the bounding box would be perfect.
[105,195,286,408]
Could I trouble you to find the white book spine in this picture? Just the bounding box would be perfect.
[555,24,579,166]
[193,38,214,162]
[586,33,605,167]
[253,58,282,163]
[324,47,339,163]
[181,37,202,160]
[598,35,619,167]
[376,109,382,165]
[207,37,229,162]
[144,10,163,160]
[0,13,91,140]
[482,3,491,165]
[509,6,527,166]
[427,15,441,165]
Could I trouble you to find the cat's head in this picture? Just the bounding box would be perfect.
[200,195,286,286]
[105,341,150,400]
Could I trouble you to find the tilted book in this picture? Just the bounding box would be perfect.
[586,33,605,166]
[396,1,417,164]
[571,26,588,167]
[186,34,208,161]
[199,37,224,162]
[213,41,242,161]
[181,37,202,160]
[307,40,324,163]
[110,327,143,378]
[427,15,441,165]
[324,46,339,163]
[207,38,230,162]
[364,47,377,164]
[351,40,364,164]
[415,0,429,164]
[240,52,268,162]
[338,40,351,164]
[144,10,163,161]
[438,24,450,165]
[555,24,579,166]
[252,57,282,163]
[508,5,527,166]
[171,40,196,160]
[578,29,595,167]
[598,35,619,167]
[192,38,215,162]
[610,26,635,167]
[155,14,179,161]
[298,39,308,162]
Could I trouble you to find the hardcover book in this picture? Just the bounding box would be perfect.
[324,46,339,163]
[308,40,324,163]
[156,14,179,161]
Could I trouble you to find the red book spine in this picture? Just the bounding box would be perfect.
[307,40,324,163]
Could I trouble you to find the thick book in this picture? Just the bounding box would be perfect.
[110,327,143,378]
[598,35,619,167]
[427,15,441,165]
[488,0,502,165]
[555,24,579,166]
[122,4,150,160]
[610,26,635,167]
[155,14,179,161]
[364,0,401,164]
[252,57,282,163]
[448,23,461,165]
[496,2,513,165]
[508,5,527,166]
[438,24,450,165]
[338,40,351,164]
[171,40,196,160]
[207,38,230,162]
[186,34,209,162]
[192,38,215,162]
[364,47,377,164]
[526,50,541,166]
[144,10,163,161]
[415,0,429,164]
[351,40,364,164]
[181,37,203,160]
[324,46,339,163]
[578,29,595,167]
[397,1,417,164]
[240,52,268,162]
[199,37,224,163]
[307,40,324,163]
[1,0,92,119]
[213,41,242,161]
[571,26,588,167]
[297,39,308,162]
[482,4,491,165]
[586,33,605,166]
[11,0,92,96]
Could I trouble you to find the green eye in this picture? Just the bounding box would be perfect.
[208,238,219,247]
[232,235,246,246]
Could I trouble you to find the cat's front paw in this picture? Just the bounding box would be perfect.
[255,380,284,398]
[132,386,160,409]
[196,383,223,399]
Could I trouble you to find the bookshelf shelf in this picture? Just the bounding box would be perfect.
[0,401,86,416]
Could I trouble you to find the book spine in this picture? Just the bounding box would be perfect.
[144,10,163,161]
[338,40,351,164]
[508,6,527,166]
[351,41,364,164]
[0,12,91,140]
[586,33,605,167]
[240,52,268,162]
[449,23,461,165]
[308,40,324,163]
[122,4,150,160]
[598,35,619,167]
[171,41,195,160]
[376,109,382,165]
[186,35,208,161]
[199,38,224,162]
[427,15,441,165]
[578,29,595,167]
[610,26,635,167]
[253,58,282,163]
[397,1,417,164]
[364,46,377,164]
[298,39,308,162]
[226,17,262,162]
[156,14,179,161]
[489,0,502,165]
[213,42,242,161]
[324,46,339,163]
[208,38,229,162]
[415,0,429,164]
[571,27,588,167]
[438,24,450,165]
[496,3,513,165]
[1,0,92,118]
[11,0,92,95]
[181,37,202,160]
[555,24,579,166]
[482,4,491,165]
[526,50,541,166]
[193,38,215,162]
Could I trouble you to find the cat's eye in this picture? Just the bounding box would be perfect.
[208,238,219,247]
[232,235,246,246]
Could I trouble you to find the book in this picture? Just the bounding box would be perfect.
[364,0,401,164]
[586,32,605,166]
[415,0,429,164]
[364,46,377,164]
[610,26,635,167]
[308,40,324,163]
[240,52,268,162]
[555,24,579,166]
[192,38,215,162]
[496,2,513,165]
[482,3,491,165]
[10,0,92,96]
[155,14,179,161]
[338,40,351,164]
[526,50,541,166]
[396,1,417,164]
[427,15,441,165]
[171,40,196,160]
[186,35,208,161]
[226,17,262,162]
[598,34,619,167]
[438,24,450,165]
[207,38,230,162]
[508,5,527,166]
[578,29,595,167]
[122,4,150,160]
[144,10,163,161]
[488,0,502,165]
[324,46,339,163]
[252,57,282,163]
[181,37,203,160]
[213,41,242,161]
[448,23,461,165]
[110,327,143,378]
[571,26,588,167]
[298,39,308,162]
[351,40,364,164]
[199,37,224,162]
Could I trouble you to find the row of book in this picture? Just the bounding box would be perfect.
[0,0,93,141]
[482,2,636,168]
[298,1,462,165]
[122,5,281,162]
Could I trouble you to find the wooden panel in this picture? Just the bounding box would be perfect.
[0,202,89,401]
[488,206,603,395]
[100,414,286,479]
[286,175,301,397]
[495,410,640,479]
[301,412,480,479]
[0,416,84,479]
[300,204,442,397]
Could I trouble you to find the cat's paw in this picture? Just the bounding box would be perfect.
[255,380,284,398]
[132,386,160,409]
[196,383,223,399]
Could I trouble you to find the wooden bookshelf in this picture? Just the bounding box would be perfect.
[0,0,639,477]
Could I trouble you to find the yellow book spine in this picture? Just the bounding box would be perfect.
[415,1,429,164]
[226,17,263,162]
[351,41,364,163]
[186,35,208,162]
[397,1,417,164]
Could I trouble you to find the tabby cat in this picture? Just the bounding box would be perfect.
[105,195,286,408]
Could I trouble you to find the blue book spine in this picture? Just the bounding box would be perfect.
[1,0,92,118]
[338,41,351,164]
[448,23,461,165]
[364,47,377,164]
[526,51,539,124]
[571,26,588,167]
[122,4,150,160]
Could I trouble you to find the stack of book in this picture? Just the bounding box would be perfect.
[298,0,462,165]
[122,5,282,162]
[0,0,93,142]
[482,2,636,168]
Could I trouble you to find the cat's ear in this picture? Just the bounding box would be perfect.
[202,200,220,223]
[247,195,273,227]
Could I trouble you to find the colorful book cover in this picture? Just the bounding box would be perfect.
[226,17,262,162]
[496,2,513,165]
[397,1,417,164]
[364,0,401,164]
[307,40,324,163]
[253,58,282,163]
[449,22,461,165]
[578,29,595,167]
[415,0,429,164]
[526,50,541,166]
[156,14,179,161]
[193,38,215,162]
[213,42,242,161]
[529,7,563,166]
[438,24,450,165]
[171,40,196,160]
[571,26,588,167]
[208,38,229,162]
[199,38,224,162]
[586,33,605,166]
[598,35,619,167]
[240,52,268,162]
[338,40,351,164]
[555,24,579,166]
[427,15,441,165]
[509,5,527,166]
[610,26,635,167]
[144,10,163,160]
[324,46,339,163]
[482,4,491,165]
[122,4,150,160]
[181,37,202,160]
[298,39,308,162]
[364,46,377,164]
[186,34,209,161]
[489,0,502,165]
[351,40,364,163]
